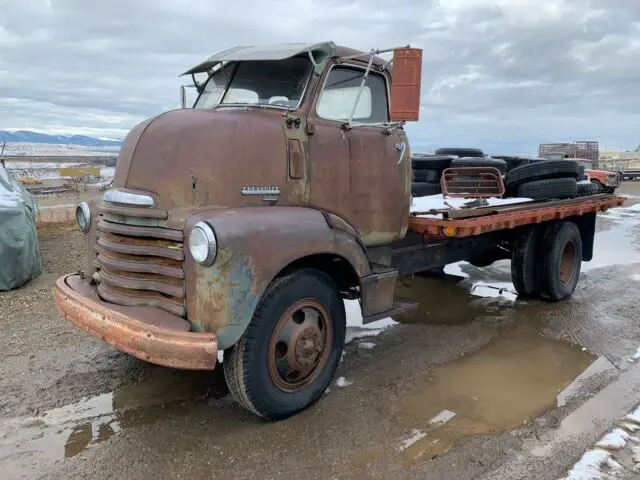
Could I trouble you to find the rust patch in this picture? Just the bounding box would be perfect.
[55,274,217,370]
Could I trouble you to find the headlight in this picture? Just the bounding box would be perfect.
[188,221,217,265]
[76,202,91,233]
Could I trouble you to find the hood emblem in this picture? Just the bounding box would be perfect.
[242,186,280,202]
[242,186,280,195]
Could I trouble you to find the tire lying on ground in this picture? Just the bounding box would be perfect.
[450,156,508,174]
[505,160,581,188]
[435,147,485,158]
[577,181,600,197]
[537,221,582,301]
[412,182,441,197]
[516,177,578,200]
[411,154,454,170]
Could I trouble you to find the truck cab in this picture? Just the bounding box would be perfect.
[56,42,423,419]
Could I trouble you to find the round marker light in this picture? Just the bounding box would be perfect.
[189,221,217,265]
[76,202,91,233]
[442,225,458,237]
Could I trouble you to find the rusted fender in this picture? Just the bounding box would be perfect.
[183,206,371,349]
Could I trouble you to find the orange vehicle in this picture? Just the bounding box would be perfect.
[539,152,620,194]
[55,41,624,420]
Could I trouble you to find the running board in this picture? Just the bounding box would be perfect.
[362,299,418,325]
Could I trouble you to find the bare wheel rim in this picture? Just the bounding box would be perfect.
[559,241,576,285]
[267,299,333,393]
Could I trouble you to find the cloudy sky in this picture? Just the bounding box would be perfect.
[1,0,639,154]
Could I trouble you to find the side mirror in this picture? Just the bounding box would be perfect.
[389,48,423,122]
[180,85,186,109]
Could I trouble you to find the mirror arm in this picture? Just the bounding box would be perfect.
[345,49,376,129]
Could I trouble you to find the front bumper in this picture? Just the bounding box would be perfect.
[54,274,218,370]
[605,175,620,187]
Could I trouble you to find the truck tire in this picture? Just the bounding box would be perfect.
[413,169,441,182]
[590,180,604,193]
[450,157,507,174]
[224,268,346,420]
[492,156,533,171]
[505,160,581,188]
[537,222,582,301]
[577,182,600,196]
[411,154,454,170]
[435,147,484,158]
[511,226,544,297]
[412,182,440,197]
[516,177,578,200]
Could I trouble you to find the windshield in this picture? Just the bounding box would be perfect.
[193,62,235,109]
[194,56,313,109]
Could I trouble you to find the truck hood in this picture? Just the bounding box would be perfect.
[113,108,288,209]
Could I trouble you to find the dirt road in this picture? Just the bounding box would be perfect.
[1,185,640,479]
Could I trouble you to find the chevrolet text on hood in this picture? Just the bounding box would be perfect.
[54,40,623,421]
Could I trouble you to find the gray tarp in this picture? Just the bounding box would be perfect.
[0,165,42,291]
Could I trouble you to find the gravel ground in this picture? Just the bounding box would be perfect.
[1,183,639,480]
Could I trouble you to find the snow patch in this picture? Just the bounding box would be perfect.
[594,428,630,450]
[335,377,353,387]
[398,429,427,451]
[631,274,640,282]
[357,342,376,350]
[344,300,397,344]
[562,449,623,479]
[632,347,640,360]
[444,261,469,278]
[410,194,532,218]
[429,409,457,425]
[469,281,518,302]
[625,405,640,425]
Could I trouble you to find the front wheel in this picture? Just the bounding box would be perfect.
[224,268,346,420]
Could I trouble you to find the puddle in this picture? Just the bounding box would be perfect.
[393,268,516,326]
[583,210,640,271]
[390,320,595,466]
[0,368,215,478]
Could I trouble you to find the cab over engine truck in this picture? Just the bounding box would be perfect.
[55,42,624,420]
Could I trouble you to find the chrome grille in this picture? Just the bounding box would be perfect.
[94,211,186,317]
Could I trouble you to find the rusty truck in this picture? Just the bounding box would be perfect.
[55,42,624,420]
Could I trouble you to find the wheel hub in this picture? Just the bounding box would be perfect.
[267,300,334,393]
[294,327,322,368]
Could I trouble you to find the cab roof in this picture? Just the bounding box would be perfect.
[180,41,388,76]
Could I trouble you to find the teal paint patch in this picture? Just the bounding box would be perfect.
[226,254,259,326]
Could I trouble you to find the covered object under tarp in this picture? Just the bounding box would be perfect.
[0,165,42,291]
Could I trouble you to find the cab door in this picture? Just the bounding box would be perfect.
[306,63,408,246]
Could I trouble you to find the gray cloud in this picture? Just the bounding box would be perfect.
[1,0,639,153]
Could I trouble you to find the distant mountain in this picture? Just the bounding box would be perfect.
[0,130,122,147]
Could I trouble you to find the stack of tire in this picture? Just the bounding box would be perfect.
[503,160,590,200]
[411,147,491,197]
[411,148,597,201]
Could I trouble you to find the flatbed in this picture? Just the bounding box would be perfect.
[408,194,624,237]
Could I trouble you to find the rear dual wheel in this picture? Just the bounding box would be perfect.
[511,221,582,301]
[224,269,346,420]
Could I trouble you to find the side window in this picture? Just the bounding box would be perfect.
[316,66,389,123]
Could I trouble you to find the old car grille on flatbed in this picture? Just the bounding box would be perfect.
[94,214,186,317]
